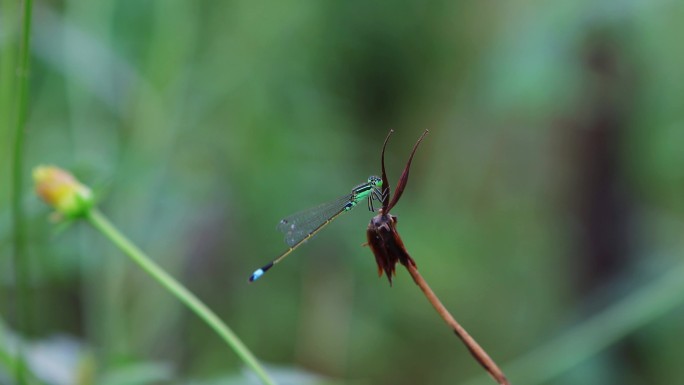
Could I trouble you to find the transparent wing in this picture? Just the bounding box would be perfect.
[276,193,353,247]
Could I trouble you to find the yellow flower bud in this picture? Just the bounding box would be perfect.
[33,165,94,218]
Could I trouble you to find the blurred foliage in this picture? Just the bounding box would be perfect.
[1,0,684,384]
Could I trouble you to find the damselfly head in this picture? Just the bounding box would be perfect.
[368,175,382,187]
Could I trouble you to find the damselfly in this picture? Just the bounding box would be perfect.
[249,176,384,282]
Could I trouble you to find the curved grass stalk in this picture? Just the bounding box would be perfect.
[85,209,276,385]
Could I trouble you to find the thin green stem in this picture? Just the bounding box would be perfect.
[10,1,34,384]
[0,0,18,329]
[0,0,18,137]
[85,209,276,385]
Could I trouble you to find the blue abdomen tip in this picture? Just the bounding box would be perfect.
[249,269,264,282]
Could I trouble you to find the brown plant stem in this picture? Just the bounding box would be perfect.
[405,263,510,385]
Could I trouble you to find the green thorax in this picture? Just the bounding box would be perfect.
[344,176,383,211]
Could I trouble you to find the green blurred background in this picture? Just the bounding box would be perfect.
[2,0,684,384]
